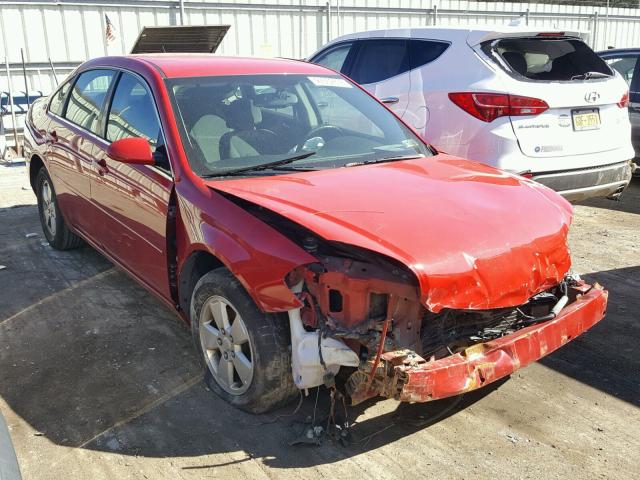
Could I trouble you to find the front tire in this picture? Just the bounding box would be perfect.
[190,268,298,413]
[35,168,84,250]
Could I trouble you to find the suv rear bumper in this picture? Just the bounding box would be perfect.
[348,283,607,405]
[531,160,634,202]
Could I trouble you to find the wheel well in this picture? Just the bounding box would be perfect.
[179,250,224,321]
[29,155,45,192]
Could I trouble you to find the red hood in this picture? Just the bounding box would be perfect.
[206,155,573,312]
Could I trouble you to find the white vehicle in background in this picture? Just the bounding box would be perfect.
[309,26,636,201]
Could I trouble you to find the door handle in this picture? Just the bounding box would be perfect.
[47,130,58,143]
[96,158,109,176]
[381,97,400,105]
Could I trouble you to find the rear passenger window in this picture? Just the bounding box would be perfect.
[604,56,638,85]
[349,40,409,85]
[409,40,449,69]
[49,79,72,116]
[313,43,352,72]
[64,70,115,135]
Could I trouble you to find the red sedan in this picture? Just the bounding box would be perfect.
[23,55,607,413]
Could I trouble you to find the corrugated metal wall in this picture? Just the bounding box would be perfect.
[2,0,640,95]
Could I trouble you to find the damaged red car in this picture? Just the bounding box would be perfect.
[23,55,608,413]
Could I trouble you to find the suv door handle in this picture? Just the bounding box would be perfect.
[381,97,399,105]
[47,130,58,143]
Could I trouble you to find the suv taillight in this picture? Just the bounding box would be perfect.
[448,92,549,122]
[618,91,629,108]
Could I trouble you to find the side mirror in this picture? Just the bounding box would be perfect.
[106,137,155,165]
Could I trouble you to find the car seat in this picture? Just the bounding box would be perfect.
[219,99,278,159]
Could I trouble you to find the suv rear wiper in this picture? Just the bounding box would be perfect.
[201,151,317,177]
[571,71,611,80]
[344,154,425,167]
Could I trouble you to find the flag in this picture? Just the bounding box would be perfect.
[105,14,116,44]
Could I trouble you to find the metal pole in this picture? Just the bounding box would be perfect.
[433,5,438,26]
[48,57,58,85]
[593,11,599,50]
[20,48,29,108]
[604,0,609,49]
[3,57,19,155]
[179,0,185,26]
[326,1,332,43]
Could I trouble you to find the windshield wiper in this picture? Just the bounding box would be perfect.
[201,151,317,178]
[344,154,425,168]
[571,71,611,80]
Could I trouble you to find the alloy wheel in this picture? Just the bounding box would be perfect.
[41,179,56,237]
[199,295,254,395]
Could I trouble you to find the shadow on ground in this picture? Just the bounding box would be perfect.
[539,266,640,408]
[577,175,640,215]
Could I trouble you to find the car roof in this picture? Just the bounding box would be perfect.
[597,48,640,56]
[84,54,332,78]
[322,25,583,47]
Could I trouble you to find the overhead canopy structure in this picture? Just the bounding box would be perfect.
[131,25,230,54]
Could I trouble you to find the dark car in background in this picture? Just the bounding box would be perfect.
[599,48,640,169]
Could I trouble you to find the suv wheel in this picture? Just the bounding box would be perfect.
[35,168,84,250]
[190,268,298,413]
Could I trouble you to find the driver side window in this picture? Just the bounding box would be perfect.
[107,73,170,172]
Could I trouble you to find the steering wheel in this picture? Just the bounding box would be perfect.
[295,125,344,152]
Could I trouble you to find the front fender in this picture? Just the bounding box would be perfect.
[175,183,316,312]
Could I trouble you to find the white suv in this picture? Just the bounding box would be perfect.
[309,26,635,201]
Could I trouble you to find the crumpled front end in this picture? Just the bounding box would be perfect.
[345,281,607,404]
[209,175,604,403]
[291,243,607,404]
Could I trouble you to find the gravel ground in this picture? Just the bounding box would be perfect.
[0,162,638,480]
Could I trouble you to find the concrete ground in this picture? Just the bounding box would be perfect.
[0,162,638,479]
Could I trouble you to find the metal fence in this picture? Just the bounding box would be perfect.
[2,0,640,95]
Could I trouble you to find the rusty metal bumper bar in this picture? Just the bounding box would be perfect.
[349,283,608,404]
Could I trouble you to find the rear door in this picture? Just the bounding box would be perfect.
[90,71,174,298]
[46,70,116,236]
[481,37,630,168]
[345,39,411,119]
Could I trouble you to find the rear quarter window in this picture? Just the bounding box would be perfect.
[482,37,613,81]
[409,40,449,69]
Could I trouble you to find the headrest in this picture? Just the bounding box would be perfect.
[225,99,262,130]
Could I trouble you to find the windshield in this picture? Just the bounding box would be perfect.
[166,74,433,177]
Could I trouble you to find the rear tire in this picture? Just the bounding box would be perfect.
[190,268,298,413]
[35,168,84,250]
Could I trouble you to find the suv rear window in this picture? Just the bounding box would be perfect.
[481,37,612,81]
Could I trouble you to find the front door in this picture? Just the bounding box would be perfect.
[90,71,174,298]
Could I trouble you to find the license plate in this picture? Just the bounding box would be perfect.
[572,108,601,131]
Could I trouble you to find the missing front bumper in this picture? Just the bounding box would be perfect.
[346,283,607,405]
